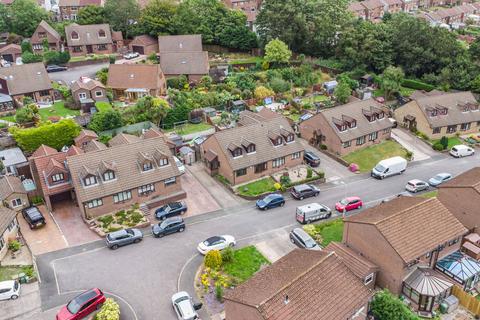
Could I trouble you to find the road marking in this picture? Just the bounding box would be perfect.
[177,253,200,292]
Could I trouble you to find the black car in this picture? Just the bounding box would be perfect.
[291,184,320,200]
[304,151,320,167]
[152,217,185,238]
[155,201,187,220]
[22,206,46,229]
[255,194,285,210]
[289,228,320,250]
[46,65,67,73]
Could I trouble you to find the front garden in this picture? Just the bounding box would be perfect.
[303,219,344,247]
[342,140,411,172]
[236,177,277,197]
[93,204,148,235]
[0,265,35,282]
[164,122,213,135]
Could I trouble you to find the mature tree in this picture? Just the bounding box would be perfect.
[381,66,404,100]
[15,104,39,123]
[21,52,43,64]
[77,5,107,25]
[88,110,123,132]
[469,37,480,60]
[254,86,274,100]
[0,4,9,33]
[334,81,351,104]
[216,9,257,50]
[135,96,170,126]
[138,0,177,36]
[264,39,291,65]
[104,0,140,37]
[439,53,479,91]
[8,0,49,37]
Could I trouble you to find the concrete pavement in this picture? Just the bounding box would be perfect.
[34,151,479,320]
[0,283,41,320]
[391,128,437,162]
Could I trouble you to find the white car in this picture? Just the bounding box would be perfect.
[405,179,429,193]
[174,156,186,175]
[197,235,236,255]
[123,52,140,60]
[172,291,202,320]
[0,280,20,301]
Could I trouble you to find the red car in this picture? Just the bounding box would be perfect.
[56,288,106,320]
[335,196,363,212]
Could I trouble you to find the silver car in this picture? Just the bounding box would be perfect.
[106,228,143,250]
[405,179,429,193]
[172,291,202,320]
[428,173,453,187]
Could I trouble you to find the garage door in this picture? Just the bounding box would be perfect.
[2,54,13,62]
[132,46,144,54]
[50,191,72,209]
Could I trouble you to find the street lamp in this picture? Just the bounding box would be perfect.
[339,180,347,218]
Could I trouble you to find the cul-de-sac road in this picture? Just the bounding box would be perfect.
[36,152,479,320]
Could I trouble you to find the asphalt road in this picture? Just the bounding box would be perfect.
[36,152,480,320]
[48,63,108,85]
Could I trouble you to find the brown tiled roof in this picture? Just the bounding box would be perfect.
[33,20,61,42]
[301,99,393,143]
[0,206,16,235]
[345,197,468,263]
[83,140,107,153]
[74,129,99,145]
[409,90,445,100]
[141,128,162,139]
[361,0,384,9]
[224,249,373,320]
[59,0,101,6]
[108,133,141,147]
[205,150,218,162]
[325,242,378,279]
[131,35,158,47]
[205,113,303,171]
[31,150,73,197]
[158,35,203,53]
[0,43,21,55]
[111,31,123,42]
[31,144,58,158]
[0,63,52,96]
[411,91,480,128]
[66,145,83,156]
[65,24,113,46]
[107,64,165,90]
[348,1,366,12]
[71,78,105,92]
[67,136,180,203]
[0,176,26,200]
[159,51,209,76]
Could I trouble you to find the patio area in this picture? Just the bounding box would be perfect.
[272,164,321,184]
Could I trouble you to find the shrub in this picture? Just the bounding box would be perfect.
[280,175,291,185]
[99,134,112,144]
[406,151,413,160]
[8,240,21,252]
[306,167,313,179]
[108,226,122,233]
[31,196,44,205]
[317,171,325,179]
[221,247,234,263]
[215,283,224,302]
[440,136,449,149]
[370,290,419,320]
[269,77,291,93]
[21,265,34,278]
[433,142,445,151]
[254,86,274,100]
[109,55,116,64]
[401,79,435,91]
[129,212,144,224]
[204,250,223,270]
[320,144,327,150]
[95,298,120,320]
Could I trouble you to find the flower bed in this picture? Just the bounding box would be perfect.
[92,204,148,236]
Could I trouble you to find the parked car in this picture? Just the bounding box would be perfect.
[289,228,320,250]
[291,184,320,200]
[405,179,429,193]
[256,194,285,210]
[0,280,20,301]
[56,288,106,320]
[152,217,185,238]
[174,156,186,174]
[335,196,363,212]
[171,291,202,320]
[371,156,407,179]
[428,173,453,187]
[22,206,46,229]
[46,65,67,72]
[450,145,474,158]
[296,203,331,224]
[197,235,236,255]
[303,151,321,167]
[105,228,143,249]
[155,201,187,220]
[123,52,140,59]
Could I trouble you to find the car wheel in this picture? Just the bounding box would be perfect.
[181,210,186,215]
[96,303,102,310]
[111,244,119,250]
[315,192,319,197]
[300,196,304,200]
[358,205,362,209]
[10,295,18,300]
[229,242,235,247]
[290,238,295,244]
[328,213,332,218]
[158,233,164,238]
[161,216,167,220]
[380,176,385,180]
[280,202,285,207]
[134,238,141,243]
[263,206,268,211]
[179,227,185,232]
[306,219,311,224]
[29,225,33,230]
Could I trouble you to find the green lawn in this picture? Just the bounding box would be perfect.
[165,122,213,135]
[38,101,79,121]
[342,140,409,172]
[237,177,276,197]
[420,190,438,199]
[95,101,113,113]
[301,94,330,104]
[69,54,112,62]
[304,219,344,247]
[373,86,416,98]
[228,56,263,65]
[284,112,301,122]
[0,115,15,122]
[0,265,34,281]
[222,246,269,283]
[432,137,462,150]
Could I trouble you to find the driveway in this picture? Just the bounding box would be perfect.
[18,205,67,256]
[180,168,222,217]
[298,138,355,182]
[49,63,108,84]
[254,229,296,262]
[391,128,438,161]
[52,201,99,247]
[0,282,41,320]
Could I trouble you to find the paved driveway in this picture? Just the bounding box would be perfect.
[49,63,108,84]
[391,128,438,161]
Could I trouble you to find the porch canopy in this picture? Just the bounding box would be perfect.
[404,267,453,297]
[436,251,480,284]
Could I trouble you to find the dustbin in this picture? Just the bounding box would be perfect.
[18,273,27,284]
[439,302,448,314]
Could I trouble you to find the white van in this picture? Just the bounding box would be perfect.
[0,280,20,301]
[371,156,407,180]
[296,203,331,224]
[450,145,474,158]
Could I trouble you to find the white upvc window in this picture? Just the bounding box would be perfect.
[11,198,22,207]
[86,198,103,209]
[113,191,132,203]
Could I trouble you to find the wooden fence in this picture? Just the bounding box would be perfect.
[451,285,480,316]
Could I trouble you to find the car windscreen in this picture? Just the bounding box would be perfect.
[407,182,416,187]
[160,220,170,228]
[304,238,317,248]
[452,147,458,152]
[67,291,96,314]
[204,237,222,246]
[340,199,349,205]
[433,175,442,180]
[374,164,386,172]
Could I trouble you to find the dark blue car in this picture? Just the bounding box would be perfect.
[256,194,285,210]
[155,201,187,220]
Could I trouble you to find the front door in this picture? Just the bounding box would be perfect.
[86,45,93,54]
[418,295,434,312]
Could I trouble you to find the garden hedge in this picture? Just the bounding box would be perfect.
[401,79,435,91]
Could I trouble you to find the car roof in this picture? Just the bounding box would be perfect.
[205,236,223,243]
[109,229,127,237]
[436,173,451,177]
[0,280,15,290]
[408,179,424,184]
[292,227,310,238]
[294,184,312,191]
[264,193,283,199]
[452,144,468,149]
[345,196,360,201]
[164,216,183,223]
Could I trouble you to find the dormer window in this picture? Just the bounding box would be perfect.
[348,120,356,128]
[426,107,437,117]
[285,134,294,143]
[232,148,243,157]
[437,106,448,115]
[246,144,255,153]
[98,29,106,38]
[143,161,153,171]
[103,170,115,181]
[159,157,168,166]
[274,137,282,146]
[339,124,347,132]
[84,175,97,186]
[51,173,64,183]
[71,31,79,40]
[377,112,384,119]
